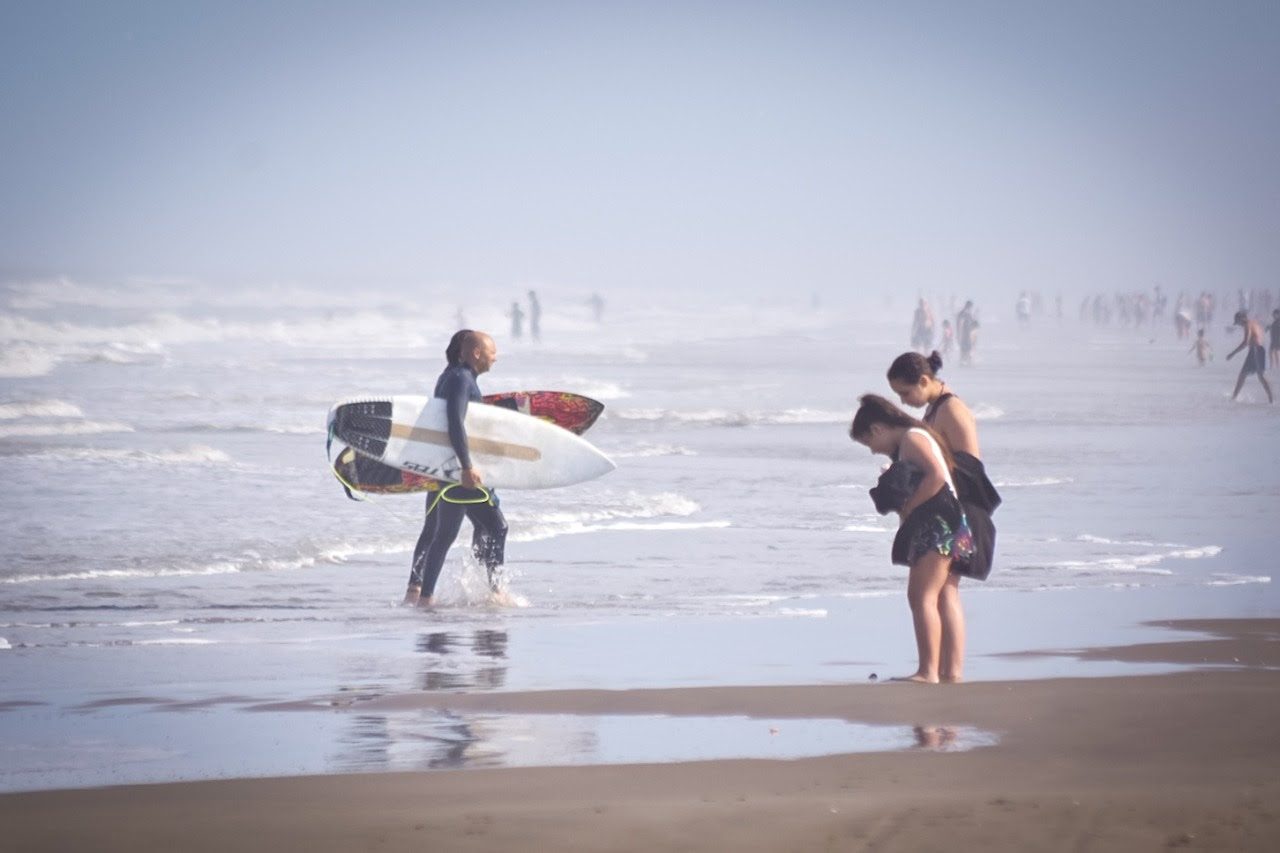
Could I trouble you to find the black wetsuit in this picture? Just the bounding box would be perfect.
[409,362,508,596]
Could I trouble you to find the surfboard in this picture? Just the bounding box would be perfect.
[328,394,615,490]
[333,391,604,495]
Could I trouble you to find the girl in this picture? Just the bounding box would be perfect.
[850,394,974,684]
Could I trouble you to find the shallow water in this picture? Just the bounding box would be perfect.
[1,280,1276,790]
[0,703,997,792]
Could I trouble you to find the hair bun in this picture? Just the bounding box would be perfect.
[927,351,944,373]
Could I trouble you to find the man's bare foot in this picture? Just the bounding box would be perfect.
[401,585,421,606]
[941,674,964,684]
[891,673,939,684]
[415,595,436,609]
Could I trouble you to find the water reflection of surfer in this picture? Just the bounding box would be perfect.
[404,330,510,607]
[417,629,508,691]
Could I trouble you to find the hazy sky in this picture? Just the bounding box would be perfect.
[2,1,1277,296]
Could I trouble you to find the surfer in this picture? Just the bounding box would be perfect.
[850,395,975,684]
[1226,311,1274,403]
[405,330,509,607]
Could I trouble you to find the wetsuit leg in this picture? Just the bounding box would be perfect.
[467,498,508,590]
[409,492,440,588]
[416,500,468,597]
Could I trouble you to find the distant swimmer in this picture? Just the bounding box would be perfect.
[956,301,979,365]
[1015,291,1031,327]
[1269,309,1280,370]
[588,292,605,323]
[508,301,525,340]
[527,290,542,342]
[910,297,935,352]
[1226,311,1273,403]
[405,330,509,607]
[850,395,975,684]
[939,319,954,357]
[1189,329,1213,367]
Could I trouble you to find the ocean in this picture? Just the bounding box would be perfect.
[1,279,1276,789]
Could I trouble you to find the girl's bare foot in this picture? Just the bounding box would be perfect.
[415,595,436,609]
[401,585,421,606]
[891,672,939,684]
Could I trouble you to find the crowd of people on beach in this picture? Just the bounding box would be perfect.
[909,297,980,365]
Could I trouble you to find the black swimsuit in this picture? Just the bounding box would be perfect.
[921,393,1000,580]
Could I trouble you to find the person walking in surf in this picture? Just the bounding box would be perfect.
[1226,311,1274,403]
[404,330,509,607]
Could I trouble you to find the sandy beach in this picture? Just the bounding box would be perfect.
[4,618,1276,852]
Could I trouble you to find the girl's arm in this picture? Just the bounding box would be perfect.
[897,431,948,521]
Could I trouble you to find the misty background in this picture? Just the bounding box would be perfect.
[2,0,1278,300]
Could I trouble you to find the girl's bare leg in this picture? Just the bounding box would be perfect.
[902,552,952,683]
[938,572,966,682]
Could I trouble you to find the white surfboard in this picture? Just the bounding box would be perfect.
[327,395,615,489]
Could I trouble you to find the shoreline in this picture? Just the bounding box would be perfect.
[3,619,1278,851]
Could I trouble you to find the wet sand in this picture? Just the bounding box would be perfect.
[3,619,1278,852]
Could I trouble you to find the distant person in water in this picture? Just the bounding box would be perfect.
[1015,291,1032,327]
[956,301,979,365]
[1268,309,1280,370]
[588,292,605,323]
[1190,329,1212,366]
[405,330,509,607]
[527,290,542,342]
[1226,311,1273,403]
[910,298,934,352]
[850,395,975,684]
[939,319,954,357]
[508,301,525,340]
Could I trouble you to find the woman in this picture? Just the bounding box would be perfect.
[888,351,979,457]
[890,348,998,525]
[850,395,974,684]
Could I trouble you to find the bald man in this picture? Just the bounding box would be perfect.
[405,330,509,606]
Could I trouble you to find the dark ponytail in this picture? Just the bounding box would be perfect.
[445,329,474,365]
[887,350,943,385]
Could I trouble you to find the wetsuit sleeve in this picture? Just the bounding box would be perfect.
[442,375,473,470]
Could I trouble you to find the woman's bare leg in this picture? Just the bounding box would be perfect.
[903,552,952,683]
[938,573,965,682]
